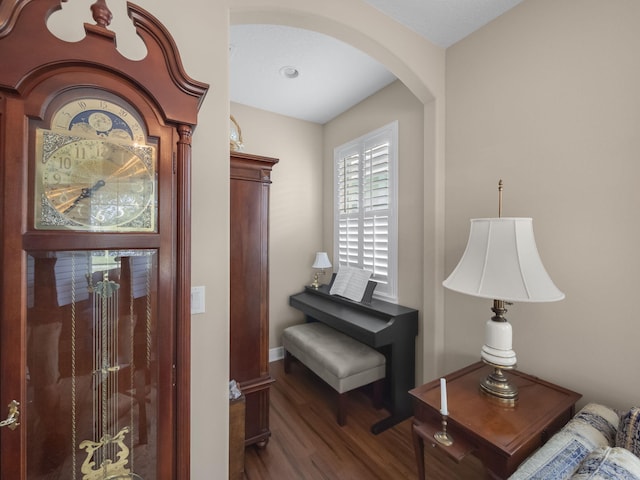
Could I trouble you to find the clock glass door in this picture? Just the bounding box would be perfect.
[26,249,158,480]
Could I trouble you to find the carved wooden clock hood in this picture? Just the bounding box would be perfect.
[0,1,208,478]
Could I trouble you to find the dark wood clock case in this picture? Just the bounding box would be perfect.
[0,1,207,478]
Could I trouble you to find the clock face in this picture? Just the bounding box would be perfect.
[34,97,157,232]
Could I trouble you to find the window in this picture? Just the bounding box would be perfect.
[333,121,398,301]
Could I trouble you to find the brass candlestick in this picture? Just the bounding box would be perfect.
[433,414,453,446]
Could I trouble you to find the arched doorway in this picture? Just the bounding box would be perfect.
[229,0,446,398]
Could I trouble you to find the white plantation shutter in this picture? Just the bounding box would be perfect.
[334,121,397,301]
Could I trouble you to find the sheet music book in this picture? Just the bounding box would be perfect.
[329,266,372,302]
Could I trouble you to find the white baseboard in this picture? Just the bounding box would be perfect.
[269,346,284,363]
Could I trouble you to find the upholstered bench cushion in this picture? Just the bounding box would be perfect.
[282,322,385,394]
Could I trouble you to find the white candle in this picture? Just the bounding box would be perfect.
[440,377,448,416]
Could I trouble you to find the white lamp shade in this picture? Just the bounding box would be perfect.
[443,218,564,303]
[312,252,332,269]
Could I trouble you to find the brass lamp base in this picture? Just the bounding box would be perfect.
[480,362,518,404]
[311,272,320,289]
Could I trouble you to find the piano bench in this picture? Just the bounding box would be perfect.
[282,322,386,426]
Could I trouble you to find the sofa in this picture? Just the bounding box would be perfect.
[509,403,640,479]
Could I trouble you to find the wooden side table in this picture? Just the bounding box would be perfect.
[409,362,581,479]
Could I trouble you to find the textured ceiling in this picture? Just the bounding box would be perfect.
[363,0,524,48]
[230,25,397,125]
[230,0,524,124]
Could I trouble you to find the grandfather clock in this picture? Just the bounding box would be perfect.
[0,1,207,479]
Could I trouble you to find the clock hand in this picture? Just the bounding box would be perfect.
[63,179,106,214]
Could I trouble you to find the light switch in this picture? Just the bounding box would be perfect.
[191,286,205,314]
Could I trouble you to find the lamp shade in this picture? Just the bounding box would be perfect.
[312,252,332,269]
[443,218,564,303]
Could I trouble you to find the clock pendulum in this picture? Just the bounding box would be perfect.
[69,251,152,480]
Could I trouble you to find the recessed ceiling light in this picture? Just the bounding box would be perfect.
[279,66,299,79]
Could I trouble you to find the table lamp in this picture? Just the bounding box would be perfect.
[442,182,564,401]
[311,252,332,289]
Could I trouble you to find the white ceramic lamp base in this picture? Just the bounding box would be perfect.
[480,318,518,402]
[481,318,517,367]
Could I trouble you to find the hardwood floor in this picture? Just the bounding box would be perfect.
[242,360,486,479]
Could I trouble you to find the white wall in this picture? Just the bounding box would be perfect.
[445,0,640,410]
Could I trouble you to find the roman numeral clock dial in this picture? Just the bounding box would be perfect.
[34,98,157,232]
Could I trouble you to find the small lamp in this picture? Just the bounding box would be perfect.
[310,252,332,289]
[443,182,564,402]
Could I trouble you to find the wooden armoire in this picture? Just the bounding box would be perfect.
[230,151,278,447]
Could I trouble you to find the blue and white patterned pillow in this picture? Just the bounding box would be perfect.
[509,404,620,480]
[568,404,619,446]
[510,431,602,480]
[617,407,640,458]
[570,446,640,479]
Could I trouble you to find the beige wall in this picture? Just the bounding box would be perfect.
[230,102,324,347]
[445,0,640,410]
